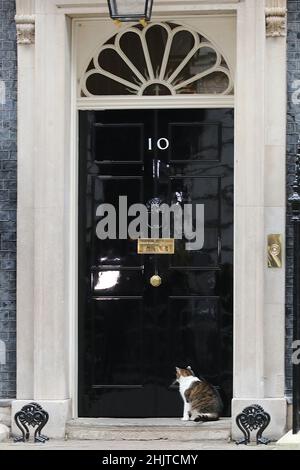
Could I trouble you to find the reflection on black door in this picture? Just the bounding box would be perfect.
[78,109,234,417]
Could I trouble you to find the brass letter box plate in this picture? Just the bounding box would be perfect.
[138,239,175,255]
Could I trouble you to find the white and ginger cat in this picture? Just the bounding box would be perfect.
[175,366,222,422]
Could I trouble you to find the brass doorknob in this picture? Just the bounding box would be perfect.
[150,275,162,287]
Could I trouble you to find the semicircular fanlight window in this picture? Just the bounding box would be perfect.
[80,22,234,97]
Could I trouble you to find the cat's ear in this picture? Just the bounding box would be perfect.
[176,367,180,372]
[187,366,195,376]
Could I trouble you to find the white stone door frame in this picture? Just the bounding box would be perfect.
[73,14,236,425]
[14,0,287,440]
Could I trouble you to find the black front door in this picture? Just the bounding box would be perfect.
[78,109,234,418]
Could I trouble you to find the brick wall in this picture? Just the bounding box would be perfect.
[0,0,17,399]
[286,0,300,398]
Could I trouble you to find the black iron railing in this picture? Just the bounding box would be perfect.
[289,139,300,435]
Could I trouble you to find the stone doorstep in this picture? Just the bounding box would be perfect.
[0,400,12,407]
[66,418,231,442]
[277,430,300,449]
[0,400,12,429]
[0,424,9,443]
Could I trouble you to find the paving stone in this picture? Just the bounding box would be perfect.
[0,439,284,451]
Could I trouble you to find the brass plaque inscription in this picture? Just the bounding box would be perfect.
[268,234,282,268]
[138,239,175,255]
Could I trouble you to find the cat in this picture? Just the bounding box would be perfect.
[175,366,222,422]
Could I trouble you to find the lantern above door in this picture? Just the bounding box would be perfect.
[107,0,153,22]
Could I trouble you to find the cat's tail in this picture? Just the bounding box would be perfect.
[194,413,219,422]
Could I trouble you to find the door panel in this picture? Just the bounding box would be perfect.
[79,109,234,417]
[168,297,221,378]
[93,124,144,163]
[170,122,221,162]
[169,176,220,267]
[92,298,143,386]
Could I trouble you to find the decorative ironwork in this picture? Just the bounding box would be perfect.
[235,404,271,445]
[14,402,49,443]
[146,197,163,211]
[289,139,300,435]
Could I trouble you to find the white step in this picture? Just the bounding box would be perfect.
[66,418,231,441]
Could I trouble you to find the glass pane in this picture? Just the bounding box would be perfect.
[146,25,168,76]
[178,47,218,82]
[143,83,172,96]
[85,74,133,96]
[166,30,197,79]
[110,0,146,16]
[193,72,230,95]
[98,49,141,85]
[120,32,148,78]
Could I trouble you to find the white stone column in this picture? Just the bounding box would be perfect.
[13,0,72,439]
[232,0,287,440]
[32,5,70,403]
[15,3,35,400]
[234,0,266,402]
[264,0,287,401]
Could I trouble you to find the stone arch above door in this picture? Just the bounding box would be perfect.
[79,22,234,97]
